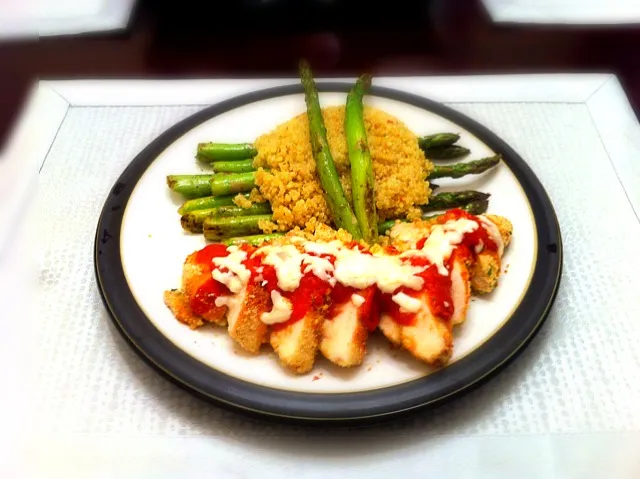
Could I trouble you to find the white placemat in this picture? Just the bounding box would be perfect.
[7,76,640,478]
[482,0,640,24]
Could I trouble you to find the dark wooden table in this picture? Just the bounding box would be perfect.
[1,0,639,148]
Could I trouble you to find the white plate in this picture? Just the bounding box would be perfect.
[96,82,561,423]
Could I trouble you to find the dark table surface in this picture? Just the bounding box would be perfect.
[1,0,639,149]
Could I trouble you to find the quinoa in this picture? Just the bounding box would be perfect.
[233,188,267,209]
[253,105,433,233]
[233,193,253,209]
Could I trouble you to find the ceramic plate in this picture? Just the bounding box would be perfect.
[95,82,562,425]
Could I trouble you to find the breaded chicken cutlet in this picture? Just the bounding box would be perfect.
[164,209,513,375]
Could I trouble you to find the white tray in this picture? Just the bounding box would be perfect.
[482,0,640,24]
[0,0,136,39]
[3,75,640,478]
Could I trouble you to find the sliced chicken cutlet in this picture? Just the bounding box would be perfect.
[396,254,470,364]
[471,215,513,294]
[163,289,204,329]
[223,281,270,354]
[486,214,514,248]
[270,309,325,374]
[320,286,375,368]
[182,251,228,326]
[379,314,402,346]
[450,253,472,325]
[400,293,453,366]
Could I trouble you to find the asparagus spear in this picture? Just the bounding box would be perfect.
[212,159,256,174]
[196,131,459,163]
[216,203,272,217]
[418,133,459,150]
[170,153,498,203]
[421,199,489,221]
[429,155,501,180]
[460,199,489,215]
[203,214,273,241]
[178,194,249,215]
[299,60,362,239]
[421,190,490,212]
[181,208,218,233]
[378,199,490,235]
[222,233,284,246]
[167,175,213,199]
[221,198,490,245]
[424,145,471,160]
[181,203,273,233]
[197,143,257,162]
[345,73,378,243]
[210,172,257,196]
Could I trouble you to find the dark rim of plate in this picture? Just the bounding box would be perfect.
[94,82,563,426]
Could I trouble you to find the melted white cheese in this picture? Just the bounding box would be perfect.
[211,246,250,293]
[388,222,429,247]
[303,240,343,257]
[215,289,246,328]
[333,248,424,293]
[259,244,304,291]
[302,255,335,286]
[410,218,479,275]
[258,239,426,294]
[351,294,365,307]
[391,292,422,313]
[260,290,293,325]
[474,239,484,254]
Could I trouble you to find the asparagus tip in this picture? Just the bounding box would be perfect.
[359,73,372,89]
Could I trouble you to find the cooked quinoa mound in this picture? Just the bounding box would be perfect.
[253,105,433,233]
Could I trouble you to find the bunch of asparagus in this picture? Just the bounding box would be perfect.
[167,63,501,245]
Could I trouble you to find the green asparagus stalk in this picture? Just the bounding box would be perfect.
[429,155,501,180]
[181,209,218,233]
[299,60,362,239]
[203,214,273,241]
[421,190,490,212]
[378,198,490,235]
[345,73,378,243]
[181,203,273,233]
[197,143,257,162]
[460,199,489,215]
[418,133,460,150]
[209,172,257,196]
[212,159,256,174]
[421,199,490,222]
[167,175,213,199]
[424,145,471,160]
[222,233,284,246]
[216,203,272,217]
[178,194,249,215]
[169,152,498,204]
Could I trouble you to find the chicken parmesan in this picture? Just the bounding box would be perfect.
[164,208,513,374]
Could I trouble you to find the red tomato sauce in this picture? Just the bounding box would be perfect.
[192,243,258,315]
[188,210,494,328]
[194,243,229,266]
[437,208,497,253]
[190,279,231,316]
